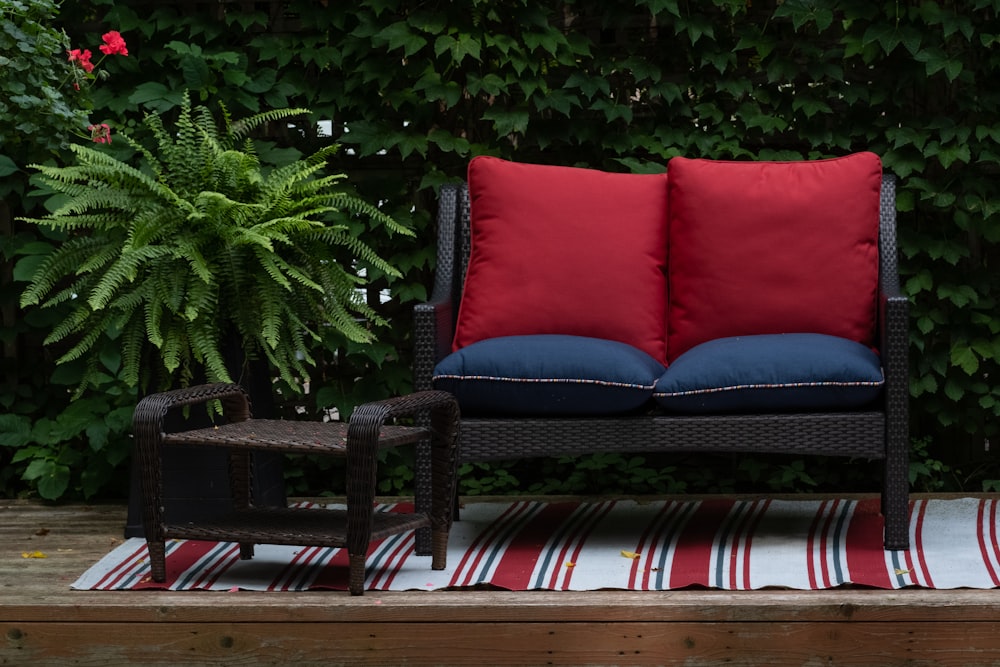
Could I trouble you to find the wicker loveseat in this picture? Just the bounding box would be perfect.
[413,153,910,550]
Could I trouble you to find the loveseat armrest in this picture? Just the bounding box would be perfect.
[414,298,454,392]
[877,173,910,549]
[414,183,464,392]
[877,174,909,398]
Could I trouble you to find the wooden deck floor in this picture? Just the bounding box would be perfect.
[2,497,999,667]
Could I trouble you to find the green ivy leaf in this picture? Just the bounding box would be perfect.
[0,414,32,448]
[482,107,530,136]
[675,14,714,45]
[937,144,971,169]
[376,22,427,58]
[637,0,681,17]
[0,154,18,177]
[523,27,563,57]
[950,345,980,376]
[565,72,611,99]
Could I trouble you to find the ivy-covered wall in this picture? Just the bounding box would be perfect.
[2,0,998,499]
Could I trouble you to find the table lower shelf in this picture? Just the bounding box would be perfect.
[161,506,431,548]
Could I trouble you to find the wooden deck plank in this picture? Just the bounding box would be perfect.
[2,498,1000,666]
[7,620,1000,666]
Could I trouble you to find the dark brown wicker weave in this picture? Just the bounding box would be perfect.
[414,175,910,550]
[133,384,459,595]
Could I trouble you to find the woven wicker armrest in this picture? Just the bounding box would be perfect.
[413,183,464,392]
[133,382,251,441]
[414,299,454,392]
[349,389,459,425]
[349,390,460,531]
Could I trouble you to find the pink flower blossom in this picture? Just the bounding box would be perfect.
[66,30,127,146]
[67,48,94,73]
[88,124,112,144]
[99,31,128,56]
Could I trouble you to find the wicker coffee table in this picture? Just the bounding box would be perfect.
[133,384,459,595]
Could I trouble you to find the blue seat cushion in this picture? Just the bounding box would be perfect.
[653,333,884,414]
[433,335,666,416]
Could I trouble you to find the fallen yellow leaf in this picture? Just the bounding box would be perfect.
[565,562,576,568]
[894,568,911,575]
[620,550,640,560]
[21,551,47,559]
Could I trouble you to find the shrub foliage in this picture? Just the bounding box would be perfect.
[2,0,998,499]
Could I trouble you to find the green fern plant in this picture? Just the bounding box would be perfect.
[19,92,412,395]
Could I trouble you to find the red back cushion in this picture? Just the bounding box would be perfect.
[454,156,669,361]
[666,153,882,363]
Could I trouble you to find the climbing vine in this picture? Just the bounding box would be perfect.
[2,0,998,499]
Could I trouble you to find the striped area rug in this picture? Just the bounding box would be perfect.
[72,497,1000,592]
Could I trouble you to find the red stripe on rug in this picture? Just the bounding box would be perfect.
[309,504,414,590]
[488,501,584,590]
[270,545,320,591]
[370,536,416,590]
[189,542,242,589]
[817,498,843,589]
[630,501,682,589]
[912,500,935,588]
[301,505,405,591]
[738,499,770,589]
[129,539,226,589]
[552,501,617,590]
[450,501,540,587]
[806,499,828,589]
[93,541,151,589]
[491,502,579,591]
[306,546,352,590]
[668,498,736,589]
[844,497,895,589]
[980,500,1000,587]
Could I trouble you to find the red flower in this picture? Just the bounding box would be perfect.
[99,31,128,56]
[67,48,94,73]
[88,124,112,144]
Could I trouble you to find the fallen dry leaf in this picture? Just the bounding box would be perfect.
[565,562,576,568]
[620,550,640,560]
[21,551,47,559]
[894,568,911,575]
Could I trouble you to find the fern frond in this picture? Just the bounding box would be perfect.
[86,246,172,311]
[327,190,414,237]
[229,107,310,141]
[53,314,105,365]
[189,317,230,384]
[257,283,283,350]
[157,319,186,375]
[120,315,148,388]
[170,240,213,286]
[19,237,107,306]
[42,306,92,345]
[181,270,217,323]
[310,228,403,279]
[252,246,293,291]
[143,293,164,349]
